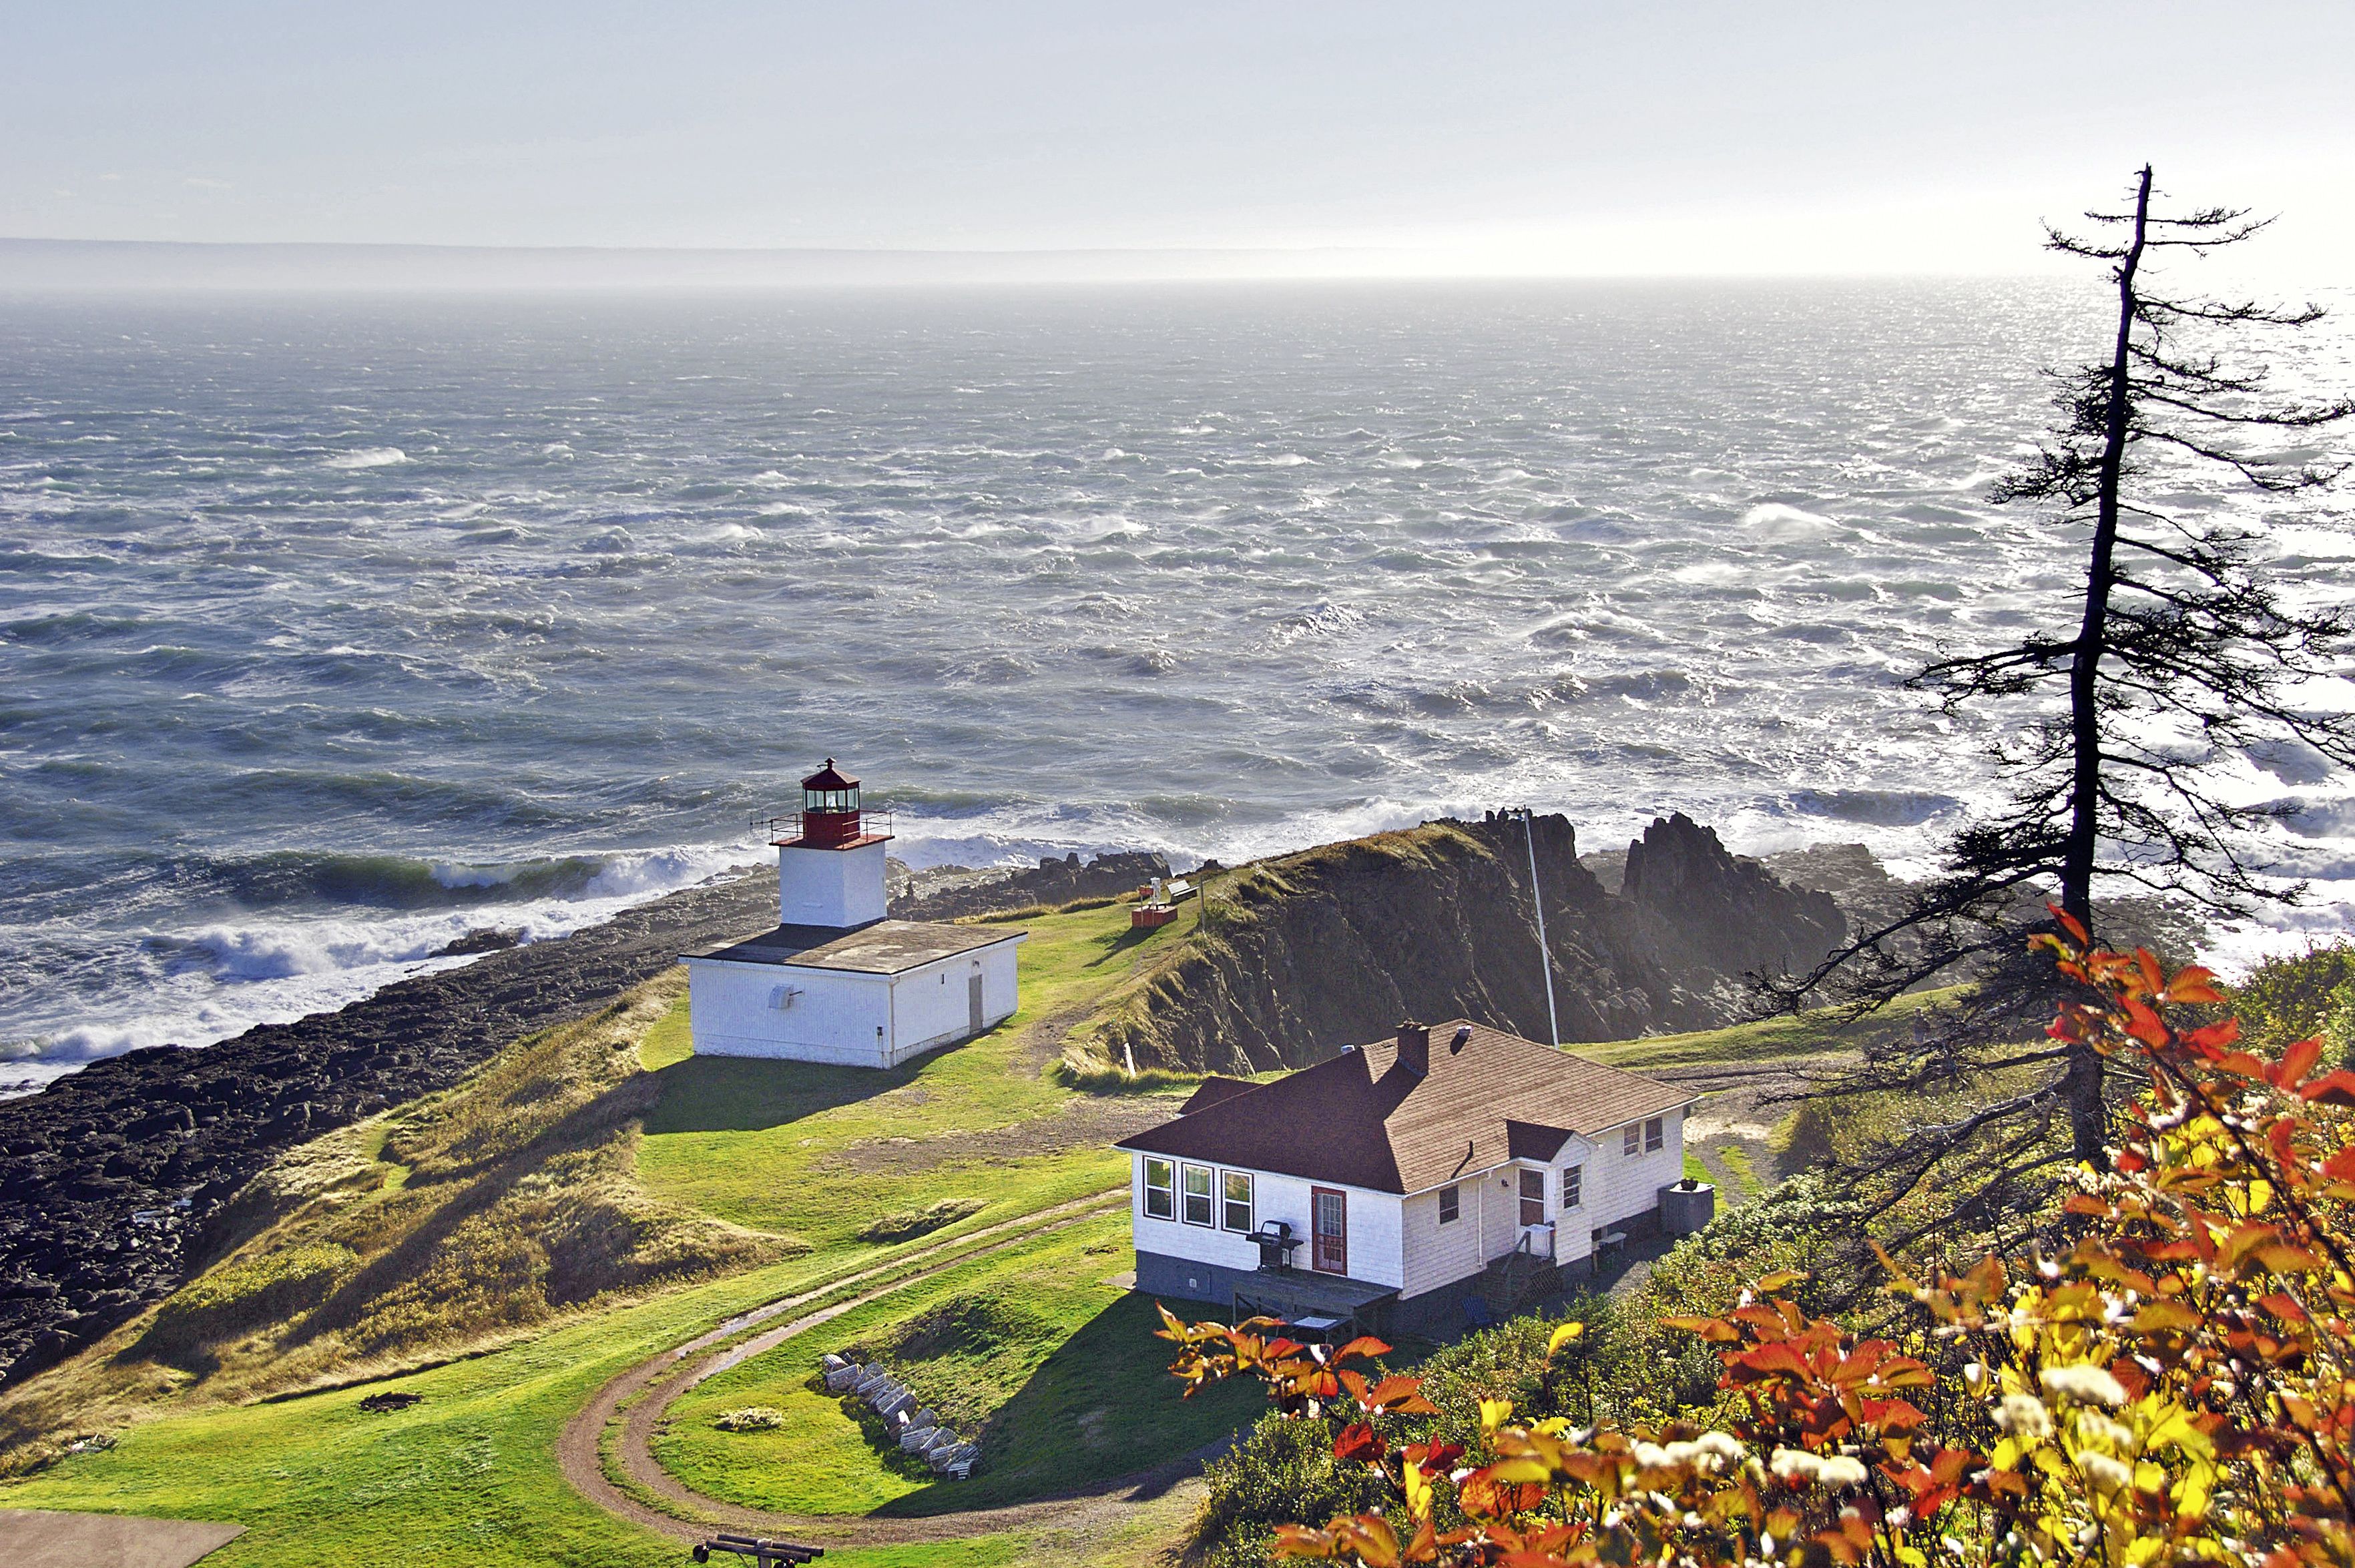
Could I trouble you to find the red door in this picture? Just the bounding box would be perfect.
[1311,1188,1348,1275]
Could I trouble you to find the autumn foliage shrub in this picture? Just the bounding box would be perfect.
[1160,915,2355,1567]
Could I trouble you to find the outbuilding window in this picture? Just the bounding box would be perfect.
[1519,1168,1546,1228]
[1143,1157,1173,1220]
[1561,1164,1583,1209]
[1182,1164,1215,1226]
[1438,1184,1460,1224]
[1645,1116,1665,1152]
[1222,1170,1254,1232]
[1623,1123,1641,1156]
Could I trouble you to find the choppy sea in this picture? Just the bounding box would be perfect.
[4,281,2351,1093]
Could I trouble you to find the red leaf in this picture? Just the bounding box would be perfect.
[2182,1018,2242,1053]
[1334,1422,1386,1464]
[2278,1036,2324,1089]
[2301,1071,2355,1108]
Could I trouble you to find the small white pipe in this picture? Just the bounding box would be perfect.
[1520,808,1561,1048]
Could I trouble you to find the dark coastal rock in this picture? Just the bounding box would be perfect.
[892,849,1171,923]
[433,927,523,957]
[1621,813,1850,1005]
[0,867,778,1389]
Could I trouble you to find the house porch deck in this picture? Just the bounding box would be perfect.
[1232,1268,1398,1336]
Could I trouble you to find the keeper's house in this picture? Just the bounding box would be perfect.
[1114,1020,1711,1336]
[682,760,1023,1069]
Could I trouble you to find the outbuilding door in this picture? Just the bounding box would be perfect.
[968,973,985,1035]
[1311,1187,1348,1275]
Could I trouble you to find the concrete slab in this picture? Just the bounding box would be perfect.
[0,1508,244,1568]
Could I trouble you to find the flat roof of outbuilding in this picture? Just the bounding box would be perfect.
[686,918,1024,975]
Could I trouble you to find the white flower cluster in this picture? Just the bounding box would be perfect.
[1633,1430,1746,1477]
[2039,1364,2127,1406]
[1769,1448,1870,1489]
[1993,1392,2053,1439]
[2077,1452,2133,1491]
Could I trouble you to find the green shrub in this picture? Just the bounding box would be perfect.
[2234,942,2355,1062]
[1190,1408,1389,1568]
[856,1198,983,1245]
[712,1407,784,1432]
[1413,1310,1597,1444]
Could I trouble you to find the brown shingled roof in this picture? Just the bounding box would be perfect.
[1180,1076,1260,1115]
[1114,1020,1691,1194]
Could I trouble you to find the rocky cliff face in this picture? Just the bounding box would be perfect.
[893,850,1170,923]
[1081,813,1850,1075]
[1621,812,1849,1016]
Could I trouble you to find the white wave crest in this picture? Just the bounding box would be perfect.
[1740,502,1835,539]
[324,447,409,470]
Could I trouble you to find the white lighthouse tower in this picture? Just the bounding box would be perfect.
[683,760,1026,1069]
[776,759,890,927]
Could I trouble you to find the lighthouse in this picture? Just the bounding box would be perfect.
[776,759,890,927]
[682,760,1026,1069]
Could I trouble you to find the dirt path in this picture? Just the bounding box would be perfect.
[555,1187,1232,1548]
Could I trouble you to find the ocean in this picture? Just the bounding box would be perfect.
[4,280,2351,1093]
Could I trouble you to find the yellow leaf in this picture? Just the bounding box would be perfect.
[1547,1321,1585,1360]
[1402,1460,1434,1522]
[1480,1398,1515,1432]
[1482,1457,1554,1484]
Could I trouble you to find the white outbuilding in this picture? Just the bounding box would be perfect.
[683,760,1025,1069]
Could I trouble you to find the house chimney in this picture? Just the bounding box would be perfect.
[1395,1020,1430,1077]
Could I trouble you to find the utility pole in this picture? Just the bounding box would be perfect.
[1518,808,1561,1048]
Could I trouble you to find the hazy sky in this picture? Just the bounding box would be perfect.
[6,1,2353,275]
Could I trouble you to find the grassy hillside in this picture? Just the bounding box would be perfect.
[0,973,789,1464]
[0,880,1915,1566]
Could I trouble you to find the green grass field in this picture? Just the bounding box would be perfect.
[657,1213,1260,1517]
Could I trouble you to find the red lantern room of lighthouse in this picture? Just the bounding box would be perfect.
[771,759,894,928]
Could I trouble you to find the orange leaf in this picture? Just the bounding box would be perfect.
[1661,1315,1741,1342]
[2182,1018,2242,1051]
[2278,1035,2324,1088]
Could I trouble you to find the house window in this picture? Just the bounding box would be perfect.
[1143,1157,1173,1220]
[1623,1123,1641,1156]
[1438,1184,1460,1224]
[1645,1116,1665,1153]
[1222,1170,1254,1232]
[1561,1164,1583,1210]
[1519,1168,1546,1228]
[1182,1164,1214,1226]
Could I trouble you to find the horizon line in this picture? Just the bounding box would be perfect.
[0,236,2075,290]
